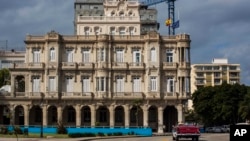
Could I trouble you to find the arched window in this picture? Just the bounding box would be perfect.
[50,47,55,61]
[150,48,156,62]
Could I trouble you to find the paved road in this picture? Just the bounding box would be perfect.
[0,133,229,141]
[91,133,229,141]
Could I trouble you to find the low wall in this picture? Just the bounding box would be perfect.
[8,126,152,136]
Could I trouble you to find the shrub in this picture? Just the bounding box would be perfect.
[0,126,9,134]
[97,132,105,136]
[57,121,67,134]
[68,132,96,138]
[14,126,23,134]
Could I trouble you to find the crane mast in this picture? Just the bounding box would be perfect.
[140,0,177,35]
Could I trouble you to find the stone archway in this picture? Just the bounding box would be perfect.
[15,75,25,96]
[48,106,57,125]
[163,105,178,132]
[0,105,10,125]
[14,105,24,125]
[81,106,91,126]
[96,106,109,126]
[114,106,124,126]
[62,105,76,126]
[29,105,42,125]
[148,105,158,132]
[130,106,143,126]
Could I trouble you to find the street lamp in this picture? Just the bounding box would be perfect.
[40,93,44,138]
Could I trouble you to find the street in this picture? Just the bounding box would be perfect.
[0,133,229,141]
[90,133,229,141]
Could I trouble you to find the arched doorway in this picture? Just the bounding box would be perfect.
[15,105,24,125]
[29,105,42,125]
[81,106,91,126]
[163,105,178,132]
[62,106,76,126]
[148,106,158,132]
[48,106,57,125]
[96,106,109,126]
[130,106,143,126]
[0,105,10,125]
[114,106,124,126]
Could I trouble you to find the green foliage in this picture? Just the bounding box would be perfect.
[239,88,250,121]
[192,83,248,126]
[0,68,10,87]
[0,126,9,134]
[13,126,23,134]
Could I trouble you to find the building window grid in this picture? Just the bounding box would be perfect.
[166,49,173,63]
[82,49,90,63]
[150,48,156,62]
[133,77,141,92]
[116,49,124,62]
[82,76,90,92]
[32,76,40,93]
[49,76,56,92]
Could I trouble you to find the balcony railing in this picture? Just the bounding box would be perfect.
[129,62,145,70]
[162,62,177,70]
[78,62,94,70]
[28,63,44,70]
[61,92,93,99]
[61,62,77,70]
[78,16,140,22]
[112,62,128,70]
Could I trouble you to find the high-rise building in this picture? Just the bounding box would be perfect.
[1,0,191,133]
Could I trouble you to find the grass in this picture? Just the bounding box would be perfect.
[0,133,69,138]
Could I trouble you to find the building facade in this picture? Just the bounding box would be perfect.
[189,58,240,109]
[0,0,191,133]
[0,50,25,69]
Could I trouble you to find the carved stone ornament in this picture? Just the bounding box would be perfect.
[48,30,58,37]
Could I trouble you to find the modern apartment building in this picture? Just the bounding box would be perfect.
[0,0,191,133]
[189,58,240,109]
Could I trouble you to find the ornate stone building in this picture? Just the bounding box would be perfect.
[0,0,191,133]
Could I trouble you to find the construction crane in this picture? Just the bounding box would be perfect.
[140,0,178,35]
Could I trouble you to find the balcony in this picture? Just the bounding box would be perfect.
[78,62,94,70]
[61,62,77,70]
[129,62,145,70]
[146,92,160,99]
[95,62,110,69]
[28,63,45,70]
[61,92,93,99]
[78,16,140,23]
[112,62,128,70]
[162,62,177,70]
[10,63,27,70]
[113,92,144,99]
[179,62,191,69]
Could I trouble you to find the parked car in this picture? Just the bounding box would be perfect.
[212,126,223,133]
[222,125,230,133]
[205,127,214,133]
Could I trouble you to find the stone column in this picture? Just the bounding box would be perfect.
[124,104,130,128]
[11,75,15,97]
[75,105,81,127]
[42,105,48,126]
[157,106,164,133]
[176,104,183,124]
[109,105,114,127]
[143,105,148,127]
[9,105,15,125]
[24,105,30,127]
[90,105,96,127]
[57,106,63,123]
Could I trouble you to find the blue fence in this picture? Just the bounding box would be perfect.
[7,126,152,136]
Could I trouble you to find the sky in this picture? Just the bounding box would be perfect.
[0,0,250,85]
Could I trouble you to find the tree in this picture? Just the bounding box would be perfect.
[192,82,247,126]
[239,87,250,122]
[0,68,10,87]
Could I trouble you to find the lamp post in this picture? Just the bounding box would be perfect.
[40,93,44,138]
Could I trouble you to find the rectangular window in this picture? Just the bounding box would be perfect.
[185,77,190,93]
[82,49,90,62]
[33,49,40,63]
[66,49,74,62]
[133,50,141,63]
[97,77,106,92]
[116,76,124,92]
[133,77,141,92]
[97,48,105,62]
[167,77,174,93]
[116,49,124,62]
[166,49,173,63]
[32,76,40,93]
[82,77,90,92]
[49,77,56,92]
[150,77,157,91]
[66,76,73,92]
[110,27,115,35]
